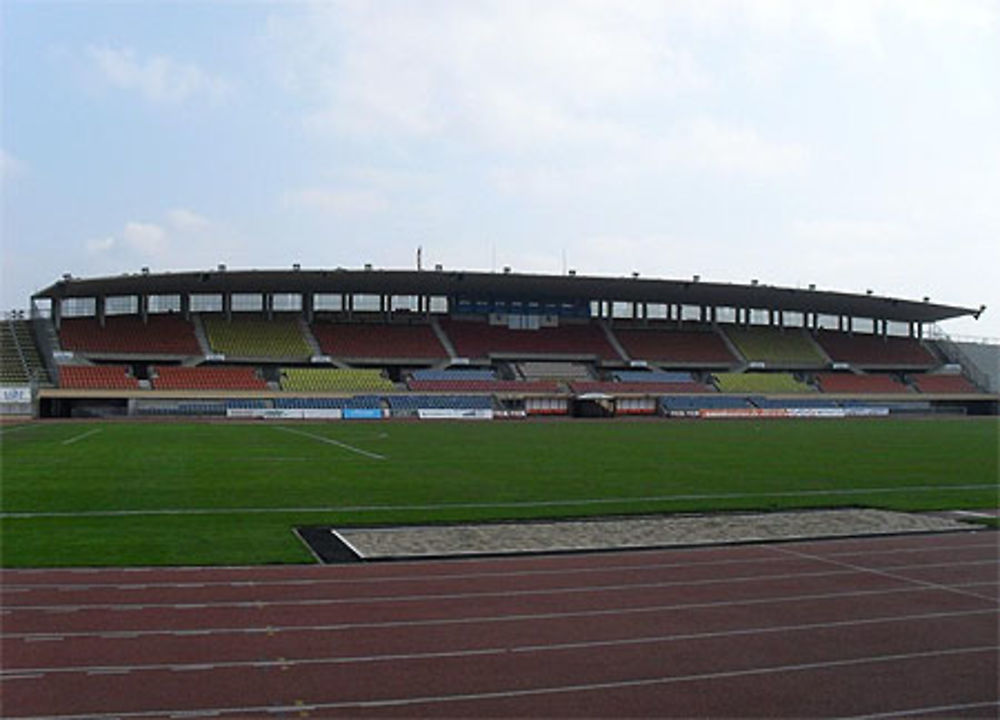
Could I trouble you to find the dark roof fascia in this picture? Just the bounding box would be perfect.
[32,268,979,323]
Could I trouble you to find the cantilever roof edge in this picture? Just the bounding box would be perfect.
[31,267,981,324]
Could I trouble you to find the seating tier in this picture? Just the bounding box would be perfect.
[152,366,267,390]
[570,381,709,394]
[612,370,694,383]
[2,320,50,384]
[712,373,813,393]
[59,316,201,355]
[815,373,911,394]
[909,374,981,394]
[442,320,619,360]
[518,361,592,381]
[311,322,446,359]
[203,316,312,358]
[613,328,736,365]
[661,395,752,411]
[386,395,493,410]
[281,368,396,392]
[407,379,560,393]
[59,365,140,389]
[411,369,497,381]
[723,327,825,366]
[814,331,937,367]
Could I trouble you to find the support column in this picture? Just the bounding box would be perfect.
[223,293,232,321]
[140,294,149,324]
[182,294,191,321]
[53,298,62,330]
[304,293,314,324]
[265,293,274,321]
[96,296,106,328]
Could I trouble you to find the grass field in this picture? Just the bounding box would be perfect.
[1,418,997,567]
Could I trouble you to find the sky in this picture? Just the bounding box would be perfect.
[2,0,998,340]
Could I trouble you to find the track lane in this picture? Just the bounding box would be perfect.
[2,532,997,718]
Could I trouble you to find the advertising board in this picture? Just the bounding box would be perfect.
[342,408,384,420]
[1,387,32,404]
[416,409,494,420]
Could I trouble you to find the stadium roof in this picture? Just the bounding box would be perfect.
[33,267,982,324]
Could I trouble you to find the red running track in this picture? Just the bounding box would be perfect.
[1,531,997,718]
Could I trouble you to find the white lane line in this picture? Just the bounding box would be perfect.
[272,425,386,460]
[4,581,994,642]
[848,700,1000,719]
[7,646,997,718]
[4,540,995,592]
[3,608,993,678]
[772,546,1000,604]
[60,428,102,446]
[5,559,993,613]
[3,484,996,518]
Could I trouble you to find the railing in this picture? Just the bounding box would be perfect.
[927,325,994,393]
[926,325,1000,346]
[30,314,61,386]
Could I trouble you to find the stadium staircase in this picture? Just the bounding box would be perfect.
[715,326,748,370]
[430,316,459,361]
[191,315,212,357]
[297,316,324,357]
[599,321,631,363]
[927,331,992,393]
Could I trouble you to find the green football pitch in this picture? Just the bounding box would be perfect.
[1,418,997,567]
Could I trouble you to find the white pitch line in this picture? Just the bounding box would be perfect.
[6,646,997,719]
[3,483,996,519]
[2,608,993,678]
[4,581,995,642]
[3,559,994,613]
[272,425,386,460]
[0,423,41,436]
[60,428,102,446]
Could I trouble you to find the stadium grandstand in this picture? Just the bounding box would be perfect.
[1,265,995,418]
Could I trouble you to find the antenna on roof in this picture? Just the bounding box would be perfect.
[417,246,422,271]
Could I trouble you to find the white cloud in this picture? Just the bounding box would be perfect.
[86,236,116,255]
[85,209,233,268]
[87,45,230,105]
[167,208,211,231]
[122,222,168,257]
[268,1,708,149]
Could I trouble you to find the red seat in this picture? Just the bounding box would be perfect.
[815,373,910,394]
[59,365,140,389]
[59,316,201,355]
[312,322,447,359]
